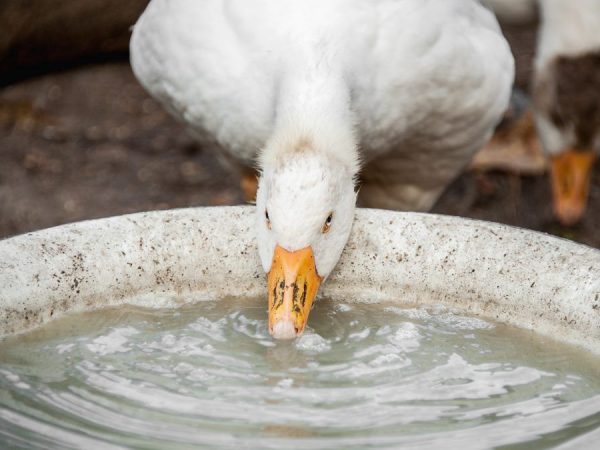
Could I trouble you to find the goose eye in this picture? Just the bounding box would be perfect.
[265,209,272,229]
[322,212,333,234]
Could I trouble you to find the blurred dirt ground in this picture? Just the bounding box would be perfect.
[0,18,599,248]
[0,63,241,237]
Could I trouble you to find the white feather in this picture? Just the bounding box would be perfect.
[536,0,600,70]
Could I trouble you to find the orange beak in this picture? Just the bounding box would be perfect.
[551,149,596,226]
[267,245,322,339]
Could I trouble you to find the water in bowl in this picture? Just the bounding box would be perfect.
[0,297,599,449]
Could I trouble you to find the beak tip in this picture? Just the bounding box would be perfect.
[270,320,299,340]
[556,207,584,227]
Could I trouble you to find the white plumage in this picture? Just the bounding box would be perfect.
[536,0,600,71]
[131,0,514,337]
[131,0,513,210]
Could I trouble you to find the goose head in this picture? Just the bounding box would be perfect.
[255,147,357,339]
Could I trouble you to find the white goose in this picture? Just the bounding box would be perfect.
[130,0,513,339]
[533,0,600,225]
[483,0,600,225]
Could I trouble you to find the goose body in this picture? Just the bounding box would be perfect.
[131,0,513,210]
[131,0,514,338]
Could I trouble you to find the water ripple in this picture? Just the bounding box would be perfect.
[0,298,599,449]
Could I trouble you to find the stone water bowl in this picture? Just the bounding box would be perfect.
[2,205,600,448]
[1,206,598,354]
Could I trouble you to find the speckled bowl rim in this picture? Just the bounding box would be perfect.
[1,206,599,356]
